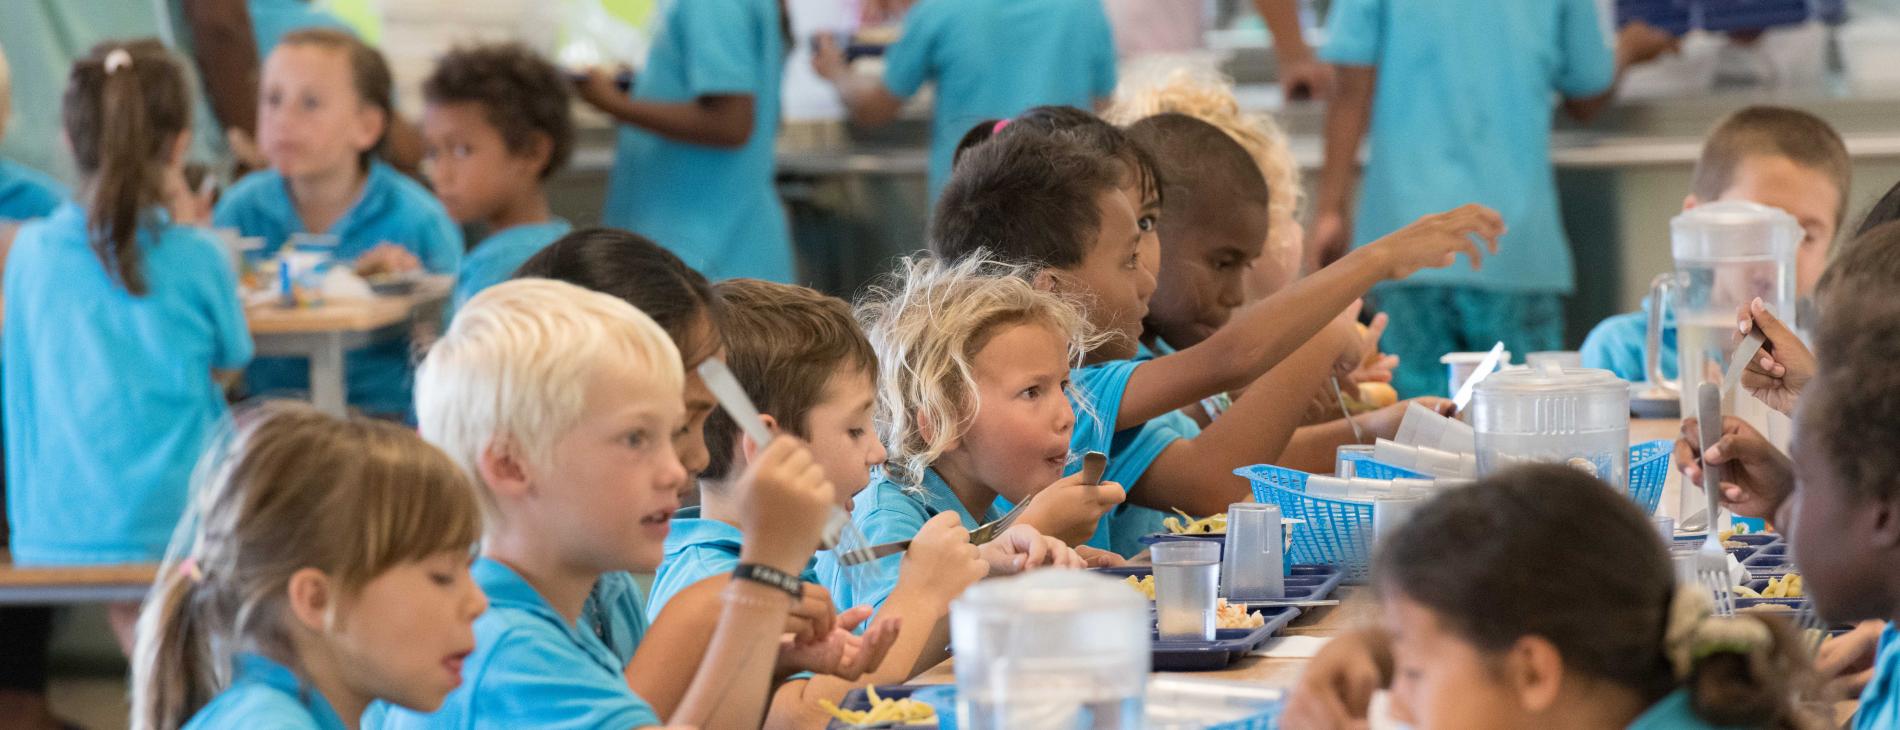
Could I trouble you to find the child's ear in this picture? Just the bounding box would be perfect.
[285,567,337,632]
[740,414,780,462]
[477,435,533,501]
[1507,635,1566,714]
[1869,494,1900,549]
[524,131,554,173]
[353,103,388,154]
[1032,269,1061,292]
[915,408,957,452]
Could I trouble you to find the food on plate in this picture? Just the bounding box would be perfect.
[819,686,936,725]
[1733,574,1801,599]
[1163,508,1226,535]
[1122,576,1266,629]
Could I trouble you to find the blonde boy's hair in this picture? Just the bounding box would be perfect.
[856,254,1103,487]
[1106,61,1303,272]
[416,278,683,516]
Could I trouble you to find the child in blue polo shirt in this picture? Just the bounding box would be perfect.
[381,279,846,729]
[1583,106,1848,382]
[813,0,1118,199]
[215,28,461,416]
[651,278,1072,727]
[848,254,1127,605]
[421,43,575,323]
[932,118,1494,552]
[132,402,486,730]
[3,42,252,652]
[577,0,795,283]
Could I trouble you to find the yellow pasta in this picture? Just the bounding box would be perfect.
[1122,575,1263,629]
[1163,508,1227,535]
[819,686,937,725]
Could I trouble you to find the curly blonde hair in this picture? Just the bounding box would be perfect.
[1106,61,1303,277]
[855,254,1105,487]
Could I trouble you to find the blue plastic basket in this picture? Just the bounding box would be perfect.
[1242,442,1677,581]
[1628,439,1673,515]
[1337,454,1427,480]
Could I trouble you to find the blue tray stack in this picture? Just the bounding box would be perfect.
[1617,0,1842,34]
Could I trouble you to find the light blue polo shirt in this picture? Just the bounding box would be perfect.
[646,506,826,620]
[602,0,793,284]
[1856,625,1900,730]
[214,160,462,416]
[1101,343,1207,557]
[0,159,65,221]
[4,203,252,565]
[1582,298,1679,383]
[446,219,572,325]
[1626,688,1752,729]
[248,0,356,61]
[833,468,1002,612]
[881,0,1118,197]
[580,570,652,667]
[375,558,663,730]
[1320,0,1613,294]
[183,653,348,730]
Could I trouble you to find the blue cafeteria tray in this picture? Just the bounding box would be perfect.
[823,684,948,730]
[1152,609,1298,671]
[1096,564,1345,603]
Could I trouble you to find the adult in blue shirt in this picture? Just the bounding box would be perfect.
[578,0,795,284]
[1309,0,1676,398]
[814,0,1119,199]
[247,0,355,61]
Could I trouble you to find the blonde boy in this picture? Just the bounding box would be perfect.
[380,279,838,730]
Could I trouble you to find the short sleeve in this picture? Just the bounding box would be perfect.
[413,203,464,275]
[1553,0,1615,97]
[836,502,924,611]
[881,2,941,98]
[1318,0,1384,67]
[674,0,767,97]
[468,629,664,730]
[1069,360,1143,458]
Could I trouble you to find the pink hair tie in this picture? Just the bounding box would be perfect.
[177,557,205,584]
[992,119,1011,134]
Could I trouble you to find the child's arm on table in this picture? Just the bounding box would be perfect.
[1280,626,1393,730]
[1117,206,1500,428]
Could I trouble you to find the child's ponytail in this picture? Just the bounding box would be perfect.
[130,563,216,730]
[1666,588,1827,729]
[61,40,190,297]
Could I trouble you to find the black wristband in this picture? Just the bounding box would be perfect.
[732,563,802,598]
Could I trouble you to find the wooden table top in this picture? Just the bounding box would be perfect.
[245,275,451,336]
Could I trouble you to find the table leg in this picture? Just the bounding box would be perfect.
[309,334,347,417]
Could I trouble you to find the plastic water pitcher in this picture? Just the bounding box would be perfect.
[1470,366,1631,490]
[1644,201,1799,422]
[952,570,1148,729]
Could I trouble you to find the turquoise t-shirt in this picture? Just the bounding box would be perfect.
[213,160,462,415]
[1100,344,1206,557]
[833,468,1002,612]
[646,507,826,620]
[1582,298,1679,383]
[1626,688,1752,729]
[602,0,793,284]
[374,558,663,730]
[1857,624,1900,730]
[248,0,356,60]
[881,0,1118,197]
[1320,0,1613,294]
[4,203,252,565]
[183,653,348,730]
[0,159,65,221]
[446,219,572,325]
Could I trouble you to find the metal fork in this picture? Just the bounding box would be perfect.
[1695,383,1735,618]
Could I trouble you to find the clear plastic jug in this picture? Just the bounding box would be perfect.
[1645,201,1799,428]
[1470,366,1631,490]
[952,570,1149,729]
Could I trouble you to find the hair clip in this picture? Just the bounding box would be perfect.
[177,557,205,584]
[104,49,132,75]
[992,119,1011,135]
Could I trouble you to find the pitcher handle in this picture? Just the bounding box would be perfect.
[1646,272,1680,396]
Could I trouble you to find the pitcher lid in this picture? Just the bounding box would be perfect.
[1472,366,1626,395]
[953,568,1148,614]
[1671,200,1801,260]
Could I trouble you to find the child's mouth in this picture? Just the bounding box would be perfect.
[442,651,469,677]
[639,508,676,527]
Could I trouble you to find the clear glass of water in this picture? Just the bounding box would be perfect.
[1152,541,1220,641]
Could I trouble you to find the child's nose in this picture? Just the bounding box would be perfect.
[463,582,490,619]
[867,438,888,467]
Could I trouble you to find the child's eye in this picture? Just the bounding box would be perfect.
[847,428,867,440]
[1021,385,1042,400]
[1138,216,1157,233]
[626,431,651,448]
[453,144,474,159]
